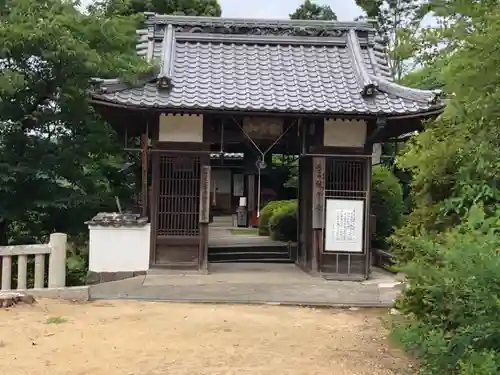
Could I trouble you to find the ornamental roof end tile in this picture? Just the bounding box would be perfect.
[90,14,445,117]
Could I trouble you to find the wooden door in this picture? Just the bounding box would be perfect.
[152,152,203,267]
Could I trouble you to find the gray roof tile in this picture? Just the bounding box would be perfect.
[91,15,444,117]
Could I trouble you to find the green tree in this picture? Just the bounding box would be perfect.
[356,0,429,80]
[92,0,222,17]
[386,3,500,371]
[399,63,444,90]
[290,0,337,21]
[392,0,500,255]
[371,165,405,248]
[0,0,151,243]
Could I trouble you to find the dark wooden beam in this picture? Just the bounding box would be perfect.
[365,117,387,145]
[141,122,149,218]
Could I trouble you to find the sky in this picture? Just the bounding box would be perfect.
[218,0,363,21]
[80,0,365,21]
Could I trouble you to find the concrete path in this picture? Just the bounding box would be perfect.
[208,223,289,247]
[89,263,402,307]
[208,214,289,247]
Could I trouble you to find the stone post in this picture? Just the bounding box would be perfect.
[48,233,67,288]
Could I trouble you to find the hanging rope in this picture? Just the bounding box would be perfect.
[231,118,297,218]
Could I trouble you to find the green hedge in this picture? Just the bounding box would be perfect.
[268,200,298,242]
[258,200,286,236]
[371,165,405,248]
[259,165,404,246]
[259,199,298,241]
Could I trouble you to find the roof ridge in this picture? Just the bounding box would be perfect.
[157,24,175,89]
[347,29,377,97]
[174,32,356,46]
[144,13,377,31]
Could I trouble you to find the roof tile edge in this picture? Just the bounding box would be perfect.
[347,29,377,97]
[157,24,175,89]
[373,76,443,105]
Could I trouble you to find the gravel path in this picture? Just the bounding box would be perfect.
[0,299,412,375]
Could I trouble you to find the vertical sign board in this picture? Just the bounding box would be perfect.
[247,174,255,212]
[372,143,382,165]
[233,174,244,197]
[199,166,211,223]
[324,199,364,253]
[312,157,325,229]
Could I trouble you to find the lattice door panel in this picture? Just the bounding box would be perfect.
[157,154,201,236]
[325,158,368,201]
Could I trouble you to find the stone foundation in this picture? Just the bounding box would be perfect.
[87,271,147,284]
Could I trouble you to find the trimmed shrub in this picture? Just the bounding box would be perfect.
[269,200,298,242]
[371,165,405,248]
[258,200,284,236]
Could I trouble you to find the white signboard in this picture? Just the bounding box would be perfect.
[372,143,382,165]
[324,199,364,253]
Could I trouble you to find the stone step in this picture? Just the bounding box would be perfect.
[208,245,292,263]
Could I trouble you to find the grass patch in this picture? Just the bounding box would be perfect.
[229,228,259,236]
[46,316,68,325]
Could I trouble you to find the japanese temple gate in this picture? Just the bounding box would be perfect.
[89,14,444,280]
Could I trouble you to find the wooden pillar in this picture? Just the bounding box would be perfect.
[199,165,211,272]
[364,159,373,278]
[247,174,255,226]
[149,148,159,266]
[141,124,149,218]
[297,156,312,269]
[311,157,325,274]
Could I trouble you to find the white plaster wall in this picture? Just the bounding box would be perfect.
[88,225,151,273]
[158,114,203,142]
[324,119,367,147]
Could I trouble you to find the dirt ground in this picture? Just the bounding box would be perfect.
[0,300,412,375]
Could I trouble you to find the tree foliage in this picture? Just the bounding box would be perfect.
[289,0,337,21]
[392,0,500,250]
[371,165,405,248]
[390,2,500,372]
[0,0,151,243]
[392,208,500,375]
[356,0,430,80]
[92,0,221,17]
[398,62,444,90]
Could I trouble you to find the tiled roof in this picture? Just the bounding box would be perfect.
[90,15,444,117]
[85,213,148,227]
